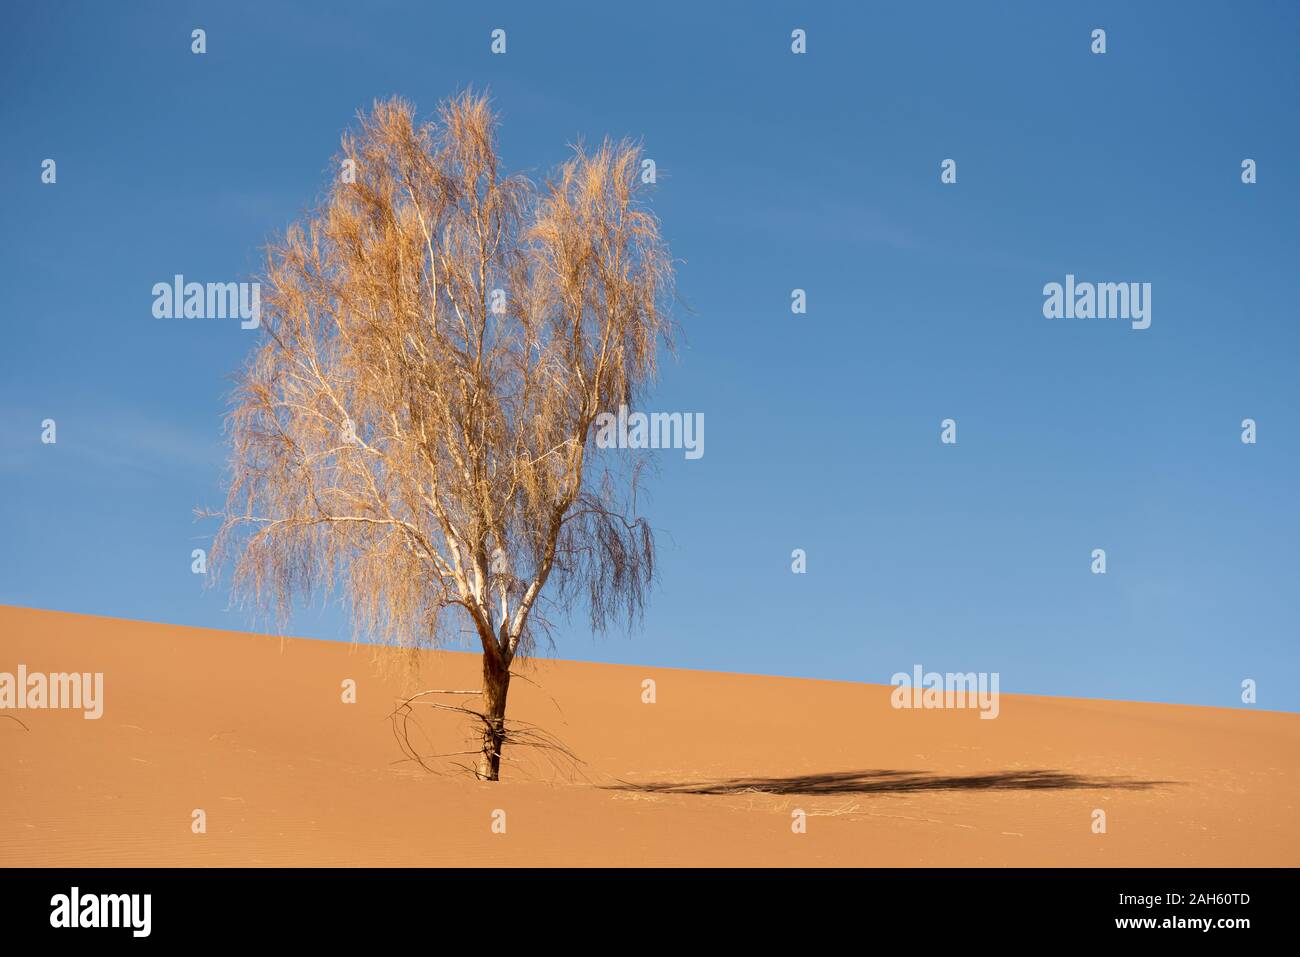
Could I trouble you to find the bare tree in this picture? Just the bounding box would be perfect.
[212,92,674,780]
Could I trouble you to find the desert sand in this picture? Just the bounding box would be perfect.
[1,604,1296,867]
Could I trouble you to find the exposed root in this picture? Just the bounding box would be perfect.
[387,687,584,782]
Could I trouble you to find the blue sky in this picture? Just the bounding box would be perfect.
[1,1,1296,710]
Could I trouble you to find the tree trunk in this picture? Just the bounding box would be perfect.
[476,653,510,781]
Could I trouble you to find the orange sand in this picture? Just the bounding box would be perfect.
[1,605,1296,866]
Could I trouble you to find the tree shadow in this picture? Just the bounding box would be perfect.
[605,769,1173,796]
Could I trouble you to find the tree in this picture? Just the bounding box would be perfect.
[212,92,674,780]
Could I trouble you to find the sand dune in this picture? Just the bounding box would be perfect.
[1,605,1296,867]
